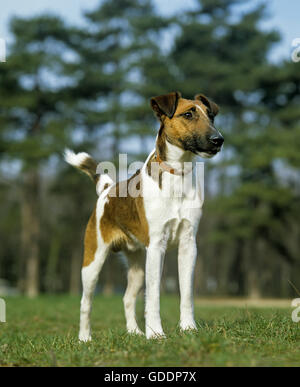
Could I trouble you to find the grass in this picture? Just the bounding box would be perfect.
[0,294,299,367]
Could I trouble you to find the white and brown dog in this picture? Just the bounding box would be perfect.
[65,92,224,340]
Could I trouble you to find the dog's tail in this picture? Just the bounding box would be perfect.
[64,149,114,194]
[64,149,98,183]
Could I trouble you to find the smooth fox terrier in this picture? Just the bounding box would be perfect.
[65,92,224,340]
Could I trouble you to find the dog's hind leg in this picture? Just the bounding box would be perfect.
[123,250,145,335]
[79,243,110,342]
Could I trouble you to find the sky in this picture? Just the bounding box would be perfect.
[0,0,299,62]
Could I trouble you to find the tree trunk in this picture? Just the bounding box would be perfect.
[229,238,245,296]
[45,236,61,293]
[69,246,82,295]
[21,168,40,297]
[280,262,291,298]
[245,240,261,299]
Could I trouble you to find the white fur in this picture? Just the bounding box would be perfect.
[142,145,202,338]
[96,173,114,196]
[79,196,109,342]
[78,141,204,341]
[79,193,145,341]
[195,103,208,118]
[64,149,92,167]
[64,148,114,197]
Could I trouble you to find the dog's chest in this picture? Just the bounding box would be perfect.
[142,169,203,247]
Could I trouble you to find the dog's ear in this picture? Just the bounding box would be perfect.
[150,91,181,120]
[195,94,219,117]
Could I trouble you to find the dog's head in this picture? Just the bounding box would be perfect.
[150,91,224,158]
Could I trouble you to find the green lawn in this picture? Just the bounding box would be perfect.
[0,295,299,367]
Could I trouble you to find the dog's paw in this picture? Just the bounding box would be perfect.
[180,321,198,332]
[146,328,166,340]
[79,332,92,343]
[127,326,144,336]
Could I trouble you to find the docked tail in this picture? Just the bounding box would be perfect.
[64,149,114,195]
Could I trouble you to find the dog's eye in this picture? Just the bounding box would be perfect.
[183,111,193,120]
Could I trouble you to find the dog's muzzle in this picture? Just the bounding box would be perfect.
[205,133,224,155]
[208,134,224,148]
[196,133,224,158]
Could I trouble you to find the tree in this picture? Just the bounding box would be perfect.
[71,0,174,292]
[0,15,78,296]
[171,0,300,297]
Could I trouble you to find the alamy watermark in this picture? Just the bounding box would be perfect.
[0,38,6,62]
[95,154,205,210]
[0,298,6,323]
[291,298,300,323]
[291,38,300,63]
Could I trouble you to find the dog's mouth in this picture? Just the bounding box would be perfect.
[179,135,223,158]
[195,146,222,158]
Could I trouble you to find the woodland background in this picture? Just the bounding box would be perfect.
[0,0,299,298]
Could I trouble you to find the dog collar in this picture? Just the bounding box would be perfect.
[155,151,193,176]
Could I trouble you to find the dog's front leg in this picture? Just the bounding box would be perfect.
[145,243,166,339]
[178,234,197,331]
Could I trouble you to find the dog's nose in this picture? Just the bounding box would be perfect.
[209,134,224,147]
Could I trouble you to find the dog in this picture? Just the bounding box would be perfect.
[65,91,224,340]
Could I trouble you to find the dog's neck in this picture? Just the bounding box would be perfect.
[164,141,194,164]
[155,128,195,175]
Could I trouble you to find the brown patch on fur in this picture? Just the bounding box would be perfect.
[100,170,149,251]
[78,157,99,183]
[162,98,211,150]
[150,93,218,160]
[150,91,181,119]
[151,95,220,157]
[195,94,219,117]
[146,152,163,189]
[83,207,97,267]
[156,123,167,161]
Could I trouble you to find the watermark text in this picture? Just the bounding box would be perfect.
[0,298,6,322]
[0,39,6,62]
[291,298,300,322]
[291,38,300,63]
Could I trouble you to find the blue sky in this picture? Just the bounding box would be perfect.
[0,0,299,62]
